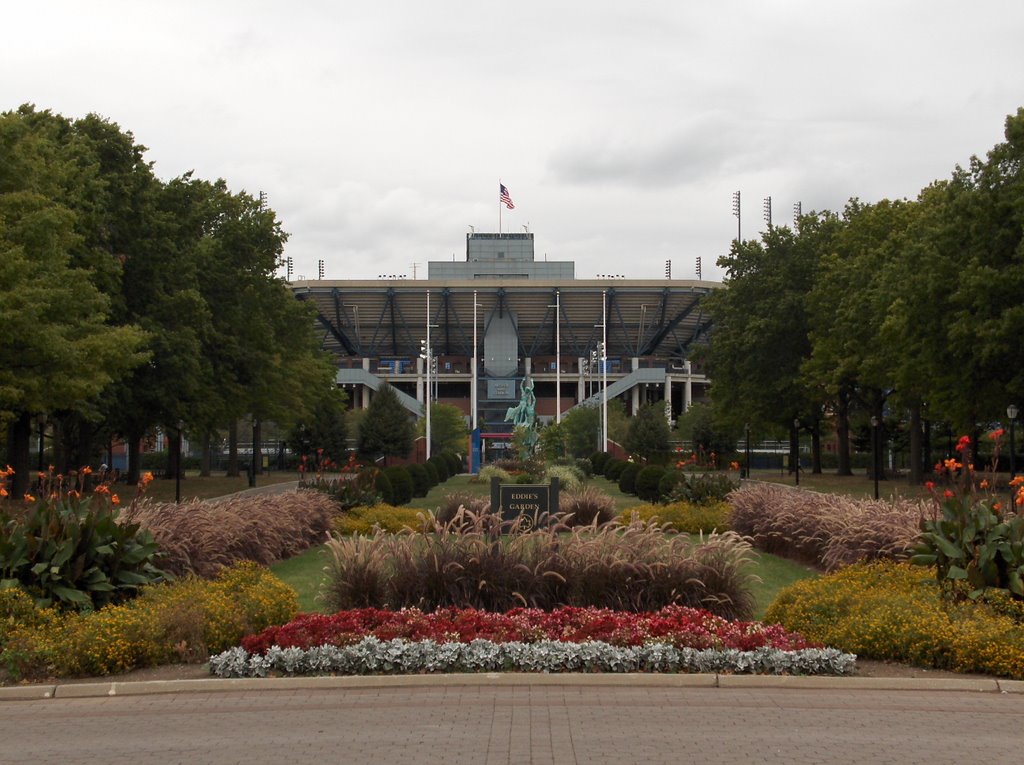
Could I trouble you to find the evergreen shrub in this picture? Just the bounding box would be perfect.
[635,465,667,502]
[406,463,430,497]
[383,466,414,505]
[617,463,641,495]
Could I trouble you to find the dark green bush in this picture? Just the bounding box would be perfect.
[590,451,610,473]
[406,463,431,497]
[0,497,170,610]
[374,470,394,505]
[442,451,462,476]
[665,471,738,505]
[428,456,450,483]
[636,465,667,502]
[604,459,627,480]
[300,470,381,511]
[617,463,641,495]
[422,460,440,487]
[383,466,414,505]
[658,470,683,501]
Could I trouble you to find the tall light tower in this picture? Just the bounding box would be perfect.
[601,290,608,452]
[422,291,432,459]
[471,290,478,432]
[732,190,741,242]
[793,201,802,230]
[555,290,561,423]
[763,196,772,230]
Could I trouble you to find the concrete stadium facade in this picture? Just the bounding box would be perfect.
[291,233,718,460]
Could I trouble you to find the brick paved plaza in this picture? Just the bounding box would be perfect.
[4,682,1023,765]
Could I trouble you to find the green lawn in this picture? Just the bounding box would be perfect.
[273,473,820,620]
[747,468,930,500]
[271,545,330,613]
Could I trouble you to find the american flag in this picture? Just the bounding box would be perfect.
[500,183,515,210]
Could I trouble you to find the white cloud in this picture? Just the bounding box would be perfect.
[2,0,1022,282]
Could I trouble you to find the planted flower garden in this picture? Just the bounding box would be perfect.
[4,439,1024,682]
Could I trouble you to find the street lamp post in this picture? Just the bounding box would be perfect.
[870,416,880,500]
[793,418,800,486]
[36,415,45,473]
[1008,405,1019,509]
[175,420,183,504]
[744,423,751,480]
[250,418,258,488]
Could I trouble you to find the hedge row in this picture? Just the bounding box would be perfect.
[590,453,736,505]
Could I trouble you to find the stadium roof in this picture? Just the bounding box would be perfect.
[293,278,720,362]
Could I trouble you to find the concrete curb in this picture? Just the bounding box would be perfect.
[4,671,1020,701]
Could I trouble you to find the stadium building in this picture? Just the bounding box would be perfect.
[292,231,718,465]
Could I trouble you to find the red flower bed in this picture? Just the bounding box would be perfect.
[241,606,817,655]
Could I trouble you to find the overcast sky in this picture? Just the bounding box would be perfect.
[5,1,1023,281]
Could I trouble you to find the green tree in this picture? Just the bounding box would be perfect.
[287,386,349,464]
[559,406,600,457]
[674,402,738,457]
[704,222,828,473]
[624,402,671,460]
[538,420,569,460]
[0,106,148,496]
[803,200,914,476]
[416,402,469,455]
[357,385,415,459]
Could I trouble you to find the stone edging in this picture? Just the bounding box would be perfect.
[2,673,1020,702]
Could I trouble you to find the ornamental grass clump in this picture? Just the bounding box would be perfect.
[126,490,337,578]
[728,483,921,570]
[542,464,584,493]
[765,560,1024,679]
[556,485,617,527]
[433,492,491,525]
[322,511,756,619]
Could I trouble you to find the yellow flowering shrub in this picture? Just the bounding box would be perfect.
[333,504,426,535]
[619,500,731,534]
[765,561,1024,679]
[1,562,298,679]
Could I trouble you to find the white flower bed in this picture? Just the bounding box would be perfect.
[209,637,857,678]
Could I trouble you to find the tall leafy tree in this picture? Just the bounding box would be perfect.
[417,402,469,456]
[0,106,148,496]
[287,386,349,463]
[704,223,825,471]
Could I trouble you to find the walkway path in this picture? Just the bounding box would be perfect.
[3,677,1023,765]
